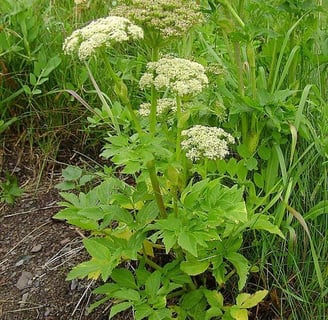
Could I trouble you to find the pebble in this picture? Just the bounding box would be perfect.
[15,255,31,267]
[31,244,42,253]
[20,292,29,306]
[60,238,71,245]
[15,271,33,290]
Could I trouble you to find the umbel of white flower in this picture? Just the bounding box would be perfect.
[138,98,177,117]
[181,125,235,161]
[139,57,208,97]
[63,16,144,60]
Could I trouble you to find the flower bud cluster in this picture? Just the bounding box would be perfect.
[138,98,177,117]
[110,0,202,39]
[63,16,143,60]
[181,125,235,161]
[139,57,208,97]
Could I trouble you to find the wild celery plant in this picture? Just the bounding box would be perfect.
[53,1,286,319]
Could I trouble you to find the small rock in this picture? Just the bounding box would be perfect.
[15,255,31,267]
[33,279,40,288]
[16,271,33,290]
[20,292,29,306]
[60,238,71,245]
[44,308,51,317]
[70,279,78,291]
[31,244,42,253]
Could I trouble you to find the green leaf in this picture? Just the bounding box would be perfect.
[225,252,249,290]
[78,207,104,221]
[245,158,258,171]
[66,260,101,280]
[178,231,198,256]
[29,72,36,85]
[204,290,224,308]
[230,308,248,320]
[180,260,210,276]
[145,271,161,297]
[109,302,133,319]
[236,290,268,309]
[135,303,153,320]
[111,268,138,289]
[55,181,75,191]
[162,231,177,254]
[112,289,140,301]
[257,145,271,160]
[53,207,79,220]
[83,238,111,261]
[181,289,204,310]
[62,166,83,181]
[253,173,264,188]
[79,174,94,186]
[205,307,223,319]
[250,215,284,238]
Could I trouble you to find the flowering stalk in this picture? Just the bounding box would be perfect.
[149,47,159,135]
[175,96,183,162]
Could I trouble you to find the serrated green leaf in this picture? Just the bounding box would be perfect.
[62,166,83,181]
[67,218,99,230]
[66,260,101,280]
[181,289,204,310]
[79,174,94,186]
[145,271,161,297]
[205,307,223,320]
[83,238,111,260]
[53,207,79,220]
[78,207,104,221]
[135,303,153,320]
[111,268,138,289]
[55,181,75,191]
[237,290,268,309]
[180,260,209,276]
[162,231,177,254]
[230,308,248,320]
[59,192,81,207]
[109,302,133,319]
[225,252,249,290]
[204,290,224,308]
[250,215,284,238]
[112,289,140,301]
[178,231,198,256]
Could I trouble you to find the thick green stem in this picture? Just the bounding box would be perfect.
[149,46,160,135]
[175,96,182,162]
[147,160,167,219]
[247,43,257,99]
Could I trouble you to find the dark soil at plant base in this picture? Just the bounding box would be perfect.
[0,142,282,320]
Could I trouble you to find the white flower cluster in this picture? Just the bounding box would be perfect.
[139,57,208,97]
[110,0,203,39]
[63,16,144,60]
[181,125,235,161]
[138,98,177,117]
[74,0,87,5]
